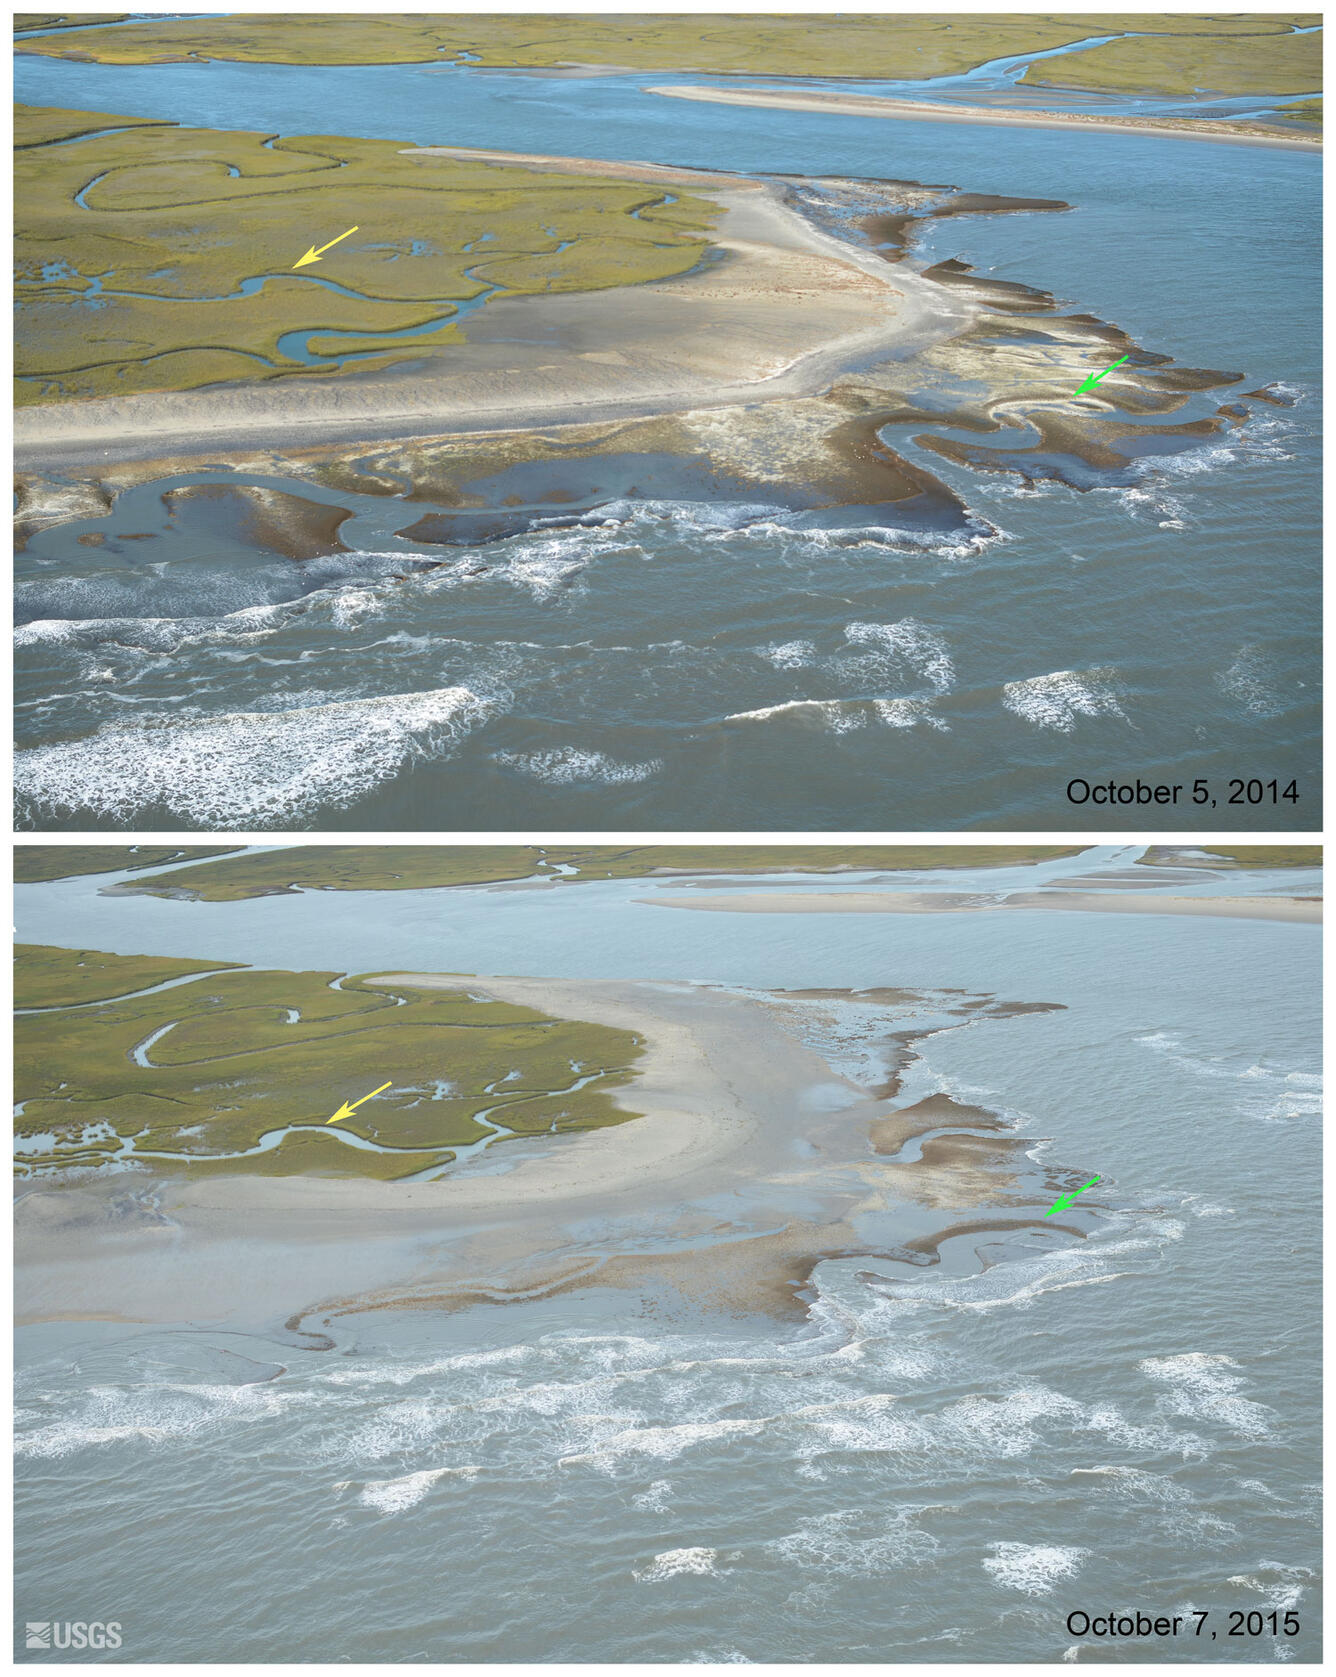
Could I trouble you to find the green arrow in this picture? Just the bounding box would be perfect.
[1075,354,1130,396]
[1045,1175,1101,1216]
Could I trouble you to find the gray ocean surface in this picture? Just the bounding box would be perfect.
[13,850,1322,1660]
[13,42,1321,830]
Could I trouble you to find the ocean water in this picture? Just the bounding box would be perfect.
[13,51,1321,831]
[13,851,1322,1660]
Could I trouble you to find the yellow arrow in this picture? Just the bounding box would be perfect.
[326,1080,392,1124]
[293,225,359,269]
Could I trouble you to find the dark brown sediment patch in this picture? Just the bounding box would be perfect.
[1242,383,1300,407]
[387,423,966,546]
[935,191,1072,219]
[920,257,1059,312]
[160,483,352,560]
[881,1132,1035,1211]
[279,1311,335,1351]
[898,1215,1087,1261]
[868,1093,1008,1155]
[779,1214,1089,1305]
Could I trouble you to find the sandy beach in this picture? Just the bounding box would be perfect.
[646,85,1322,150]
[14,151,962,473]
[644,890,1322,923]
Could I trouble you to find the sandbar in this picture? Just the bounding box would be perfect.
[643,890,1321,923]
[646,85,1322,151]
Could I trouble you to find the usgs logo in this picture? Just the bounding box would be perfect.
[25,1623,123,1651]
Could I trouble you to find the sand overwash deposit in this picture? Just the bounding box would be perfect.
[15,973,1096,1334]
[17,143,1262,555]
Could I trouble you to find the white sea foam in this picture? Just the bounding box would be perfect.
[492,746,662,786]
[1215,644,1288,718]
[1225,1565,1311,1614]
[561,1416,767,1467]
[356,1466,472,1512]
[842,618,955,694]
[1138,1353,1273,1438]
[1134,1034,1321,1124]
[727,699,864,733]
[873,698,950,731]
[790,1392,931,1456]
[771,1508,938,1574]
[1070,1465,1191,1505]
[983,1542,1088,1597]
[327,588,385,630]
[14,612,280,655]
[633,1547,724,1582]
[15,684,505,823]
[15,1380,308,1459]
[1001,667,1127,732]
[725,697,945,733]
[483,536,597,601]
[632,1479,674,1512]
[941,1387,1083,1457]
[761,639,816,669]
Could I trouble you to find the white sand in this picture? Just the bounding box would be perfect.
[643,891,1321,924]
[646,85,1322,151]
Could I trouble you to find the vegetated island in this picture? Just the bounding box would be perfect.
[14,12,1321,118]
[15,105,721,407]
[16,110,1273,560]
[14,844,243,883]
[1139,844,1322,869]
[35,843,1090,899]
[15,945,645,1181]
[19,844,1319,901]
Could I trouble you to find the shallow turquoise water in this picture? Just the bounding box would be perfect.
[12,852,1324,1660]
[13,53,1320,830]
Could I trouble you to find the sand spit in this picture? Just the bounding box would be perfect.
[643,891,1321,924]
[15,975,1085,1331]
[646,85,1322,151]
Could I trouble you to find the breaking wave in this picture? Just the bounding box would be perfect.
[14,685,505,825]
[1001,667,1128,732]
[492,746,663,786]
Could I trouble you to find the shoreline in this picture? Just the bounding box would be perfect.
[14,152,964,473]
[645,85,1323,151]
[642,890,1322,924]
